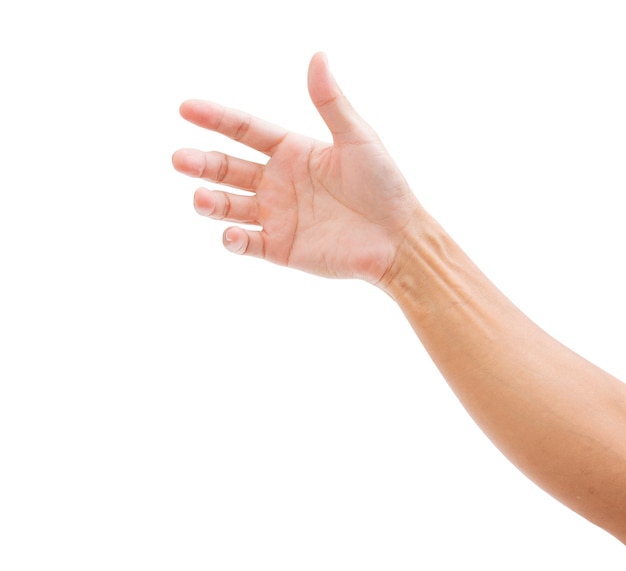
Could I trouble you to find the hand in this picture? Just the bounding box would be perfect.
[172,53,421,284]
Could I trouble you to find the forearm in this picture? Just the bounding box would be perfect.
[382,210,626,542]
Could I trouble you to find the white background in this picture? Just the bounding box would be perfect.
[1,1,625,568]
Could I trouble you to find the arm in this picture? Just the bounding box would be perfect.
[381,213,626,542]
[172,53,626,542]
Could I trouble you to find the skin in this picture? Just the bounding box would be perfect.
[172,52,626,543]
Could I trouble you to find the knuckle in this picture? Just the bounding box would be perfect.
[204,151,229,183]
[233,113,251,141]
[217,193,232,220]
[214,152,229,183]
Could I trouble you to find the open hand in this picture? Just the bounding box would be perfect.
[172,53,421,284]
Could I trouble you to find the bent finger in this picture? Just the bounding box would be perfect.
[180,100,289,156]
[173,149,263,192]
[223,226,265,258]
[194,188,259,224]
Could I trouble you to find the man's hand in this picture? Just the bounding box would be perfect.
[172,52,421,284]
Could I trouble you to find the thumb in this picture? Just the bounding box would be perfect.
[307,52,374,145]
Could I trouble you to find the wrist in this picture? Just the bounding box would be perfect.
[376,208,444,301]
[377,209,494,324]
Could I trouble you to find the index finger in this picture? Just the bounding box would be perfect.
[179,100,289,157]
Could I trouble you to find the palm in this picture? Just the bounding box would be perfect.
[257,134,415,281]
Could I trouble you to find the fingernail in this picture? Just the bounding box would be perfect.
[224,229,244,254]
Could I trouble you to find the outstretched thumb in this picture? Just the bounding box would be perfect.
[308,52,373,144]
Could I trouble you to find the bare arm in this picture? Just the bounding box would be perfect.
[381,213,626,541]
[172,53,626,542]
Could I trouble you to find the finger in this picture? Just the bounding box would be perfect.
[307,52,376,145]
[223,226,265,258]
[173,149,263,192]
[179,100,289,156]
[194,188,259,224]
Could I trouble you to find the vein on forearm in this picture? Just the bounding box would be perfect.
[386,213,626,540]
